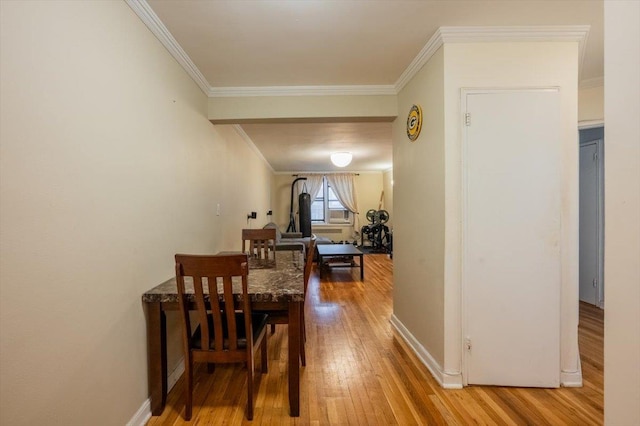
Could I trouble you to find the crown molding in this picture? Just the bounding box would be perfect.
[126,0,211,95]
[394,28,445,93]
[208,85,396,98]
[232,125,275,173]
[578,119,604,130]
[395,25,591,93]
[128,5,591,100]
[580,76,604,89]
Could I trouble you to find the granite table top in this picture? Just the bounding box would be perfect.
[142,250,305,304]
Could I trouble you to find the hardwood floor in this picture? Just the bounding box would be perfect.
[146,254,604,425]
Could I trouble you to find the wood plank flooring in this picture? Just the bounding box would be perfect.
[146,254,604,425]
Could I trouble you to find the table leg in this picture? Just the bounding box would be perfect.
[318,254,323,279]
[288,301,301,416]
[360,254,364,280]
[147,302,167,416]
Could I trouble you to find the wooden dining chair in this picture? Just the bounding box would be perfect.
[257,236,315,366]
[175,253,268,421]
[242,228,277,262]
[299,236,316,364]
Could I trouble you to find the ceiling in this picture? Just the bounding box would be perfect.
[144,0,604,172]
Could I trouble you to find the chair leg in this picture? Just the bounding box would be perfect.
[270,323,276,334]
[301,310,307,343]
[300,310,306,366]
[261,335,268,373]
[184,356,193,421]
[246,354,255,420]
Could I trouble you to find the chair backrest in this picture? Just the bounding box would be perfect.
[242,228,277,261]
[303,236,316,294]
[175,254,252,355]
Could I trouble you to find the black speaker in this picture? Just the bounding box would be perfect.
[298,192,312,237]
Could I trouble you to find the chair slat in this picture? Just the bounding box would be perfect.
[222,275,237,350]
[208,277,224,352]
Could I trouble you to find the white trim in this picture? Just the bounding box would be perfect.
[232,125,275,173]
[394,27,445,92]
[127,358,184,426]
[395,26,590,93]
[560,357,584,387]
[167,357,186,393]
[578,119,605,130]
[126,399,151,426]
[125,0,211,95]
[390,315,463,389]
[438,25,590,44]
[580,77,604,90]
[209,85,396,98]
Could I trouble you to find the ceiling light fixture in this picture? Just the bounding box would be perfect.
[330,152,352,167]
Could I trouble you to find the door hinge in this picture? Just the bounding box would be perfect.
[465,337,472,351]
[593,278,598,288]
[464,113,471,126]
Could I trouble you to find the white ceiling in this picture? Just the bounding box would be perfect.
[144,0,604,172]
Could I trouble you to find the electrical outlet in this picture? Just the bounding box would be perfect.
[216,203,221,216]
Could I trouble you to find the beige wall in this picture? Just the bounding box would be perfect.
[270,173,384,242]
[271,174,295,229]
[392,47,446,366]
[442,42,580,383]
[354,172,385,238]
[604,1,640,424]
[209,94,397,122]
[0,2,272,425]
[579,84,604,124]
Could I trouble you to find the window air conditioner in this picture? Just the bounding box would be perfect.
[328,209,350,223]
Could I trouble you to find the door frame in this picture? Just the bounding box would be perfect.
[579,133,604,308]
[460,87,562,386]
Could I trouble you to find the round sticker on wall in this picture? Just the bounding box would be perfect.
[406,104,423,141]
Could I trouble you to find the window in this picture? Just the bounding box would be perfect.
[311,177,352,224]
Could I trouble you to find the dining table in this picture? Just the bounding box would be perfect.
[142,250,305,417]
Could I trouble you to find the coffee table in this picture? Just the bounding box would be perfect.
[316,244,364,280]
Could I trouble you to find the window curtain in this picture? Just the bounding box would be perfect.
[298,174,324,201]
[326,173,360,231]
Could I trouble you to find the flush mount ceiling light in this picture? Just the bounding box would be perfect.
[330,152,352,167]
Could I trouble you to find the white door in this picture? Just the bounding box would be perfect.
[579,141,601,306]
[463,89,561,387]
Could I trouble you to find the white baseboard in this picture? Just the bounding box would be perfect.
[167,357,185,392]
[127,358,185,426]
[560,356,583,387]
[390,314,463,389]
[126,398,151,426]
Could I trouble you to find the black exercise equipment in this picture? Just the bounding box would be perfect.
[287,177,308,233]
[360,209,391,253]
[298,190,312,237]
